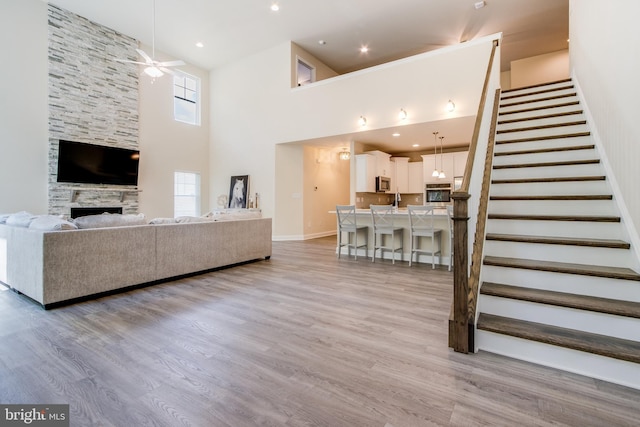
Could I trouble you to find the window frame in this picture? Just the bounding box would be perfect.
[173,171,201,217]
[173,71,201,126]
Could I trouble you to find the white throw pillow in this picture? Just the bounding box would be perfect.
[175,216,212,223]
[0,213,10,224]
[74,213,146,229]
[149,217,177,224]
[5,211,36,227]
[29,215,78,231]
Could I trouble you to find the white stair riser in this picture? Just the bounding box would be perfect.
[476,331,640,390]
[494,136,593,153]
[486,218,625,240]
[498,104,583,122]
[496,125,589,142]
[479,295,640,341]
[493,149,597,166]
[489,180,609,195]
[502,82,575,97]
[500,88,577,105]
[481,265,640,302]
[484,240,633,269]
[488,199,617,216]
[500,96,579,114]
[497,115,586,132]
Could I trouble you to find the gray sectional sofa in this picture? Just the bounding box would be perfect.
[0,218,272,308]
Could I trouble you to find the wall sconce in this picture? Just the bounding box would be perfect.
[431,131,439,177]
[446,99,456,112]
[339,148,351,160]
[399,109,407,120]
[358,116,367,127]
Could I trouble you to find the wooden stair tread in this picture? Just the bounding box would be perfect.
[481,282,640,319]
[493,159,599,169]
[487,213,620,222]
[498,110,583,125]
[477,313,640,364]
[490,194,611,201]
[501,93,577,108]
[499,101,581,116]
[491,176,606,184]
[500,85,574,101]
[483,256,640,281]
[485,233,629,249]
[496,132,591,145]
[494,144,595,157]
[501,78,572,94]
[497,120,587,134]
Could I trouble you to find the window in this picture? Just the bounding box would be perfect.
[174,72,200,125]
[297,58,315,86]
[174,171,201,217]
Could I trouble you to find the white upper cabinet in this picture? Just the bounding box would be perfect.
[355,154,376,192]
[364,150,392,177]
[422,151,468,184]
[408,162,424,194]
[391,157,409,193]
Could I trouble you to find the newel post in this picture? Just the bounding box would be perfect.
[450,191,470,353]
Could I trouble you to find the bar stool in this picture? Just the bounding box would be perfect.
[447,205,454,271]
[336,205,368,260]
[407,205,442,268]
[370,204,403,264]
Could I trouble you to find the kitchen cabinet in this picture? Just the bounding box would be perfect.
[364,150,392,177]
[453,151,469,177]
[391,157,409,193]
[408,162,423,193]
[355,154,376,192]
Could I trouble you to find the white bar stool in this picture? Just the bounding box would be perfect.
[370,204,403,264]
[336,205,368,260]
[407,205,442,268]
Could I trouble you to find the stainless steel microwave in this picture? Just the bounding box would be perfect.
[375,176,391,192]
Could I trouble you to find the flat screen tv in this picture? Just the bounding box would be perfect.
[57,140,140,186]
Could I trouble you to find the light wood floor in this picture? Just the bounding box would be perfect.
[1,236,639,426]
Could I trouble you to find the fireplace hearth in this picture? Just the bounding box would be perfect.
[70,207,123,219]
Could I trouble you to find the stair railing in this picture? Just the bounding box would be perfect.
[449,38,501,353]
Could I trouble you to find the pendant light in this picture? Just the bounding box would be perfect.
[438,136,446,179]
[431,131,439,177]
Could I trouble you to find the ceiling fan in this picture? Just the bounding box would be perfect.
[116,0,184,78]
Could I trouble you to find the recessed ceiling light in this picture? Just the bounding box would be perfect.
[392,133,400,137]
[318,40,326,45]
[474,1,486,9]
[412,144,420,147]
[360,46,369,53]
[195,42,204,48]
[270,3,279,12]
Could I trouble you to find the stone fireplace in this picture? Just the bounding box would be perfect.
[47,5,140,218]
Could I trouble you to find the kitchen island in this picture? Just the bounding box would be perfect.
[332,207,452,267]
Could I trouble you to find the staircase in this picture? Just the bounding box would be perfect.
[476,78,640,389]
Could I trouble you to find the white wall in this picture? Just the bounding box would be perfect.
[511,50,569,88]
[210,35,499,238]
[0,0,49,214]
[138,47,210,219]
[303,146,350,239]
[570,0,640,245]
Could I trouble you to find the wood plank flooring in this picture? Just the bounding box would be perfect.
[1,236,640,426]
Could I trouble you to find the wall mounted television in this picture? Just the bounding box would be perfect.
[56,140,140,186]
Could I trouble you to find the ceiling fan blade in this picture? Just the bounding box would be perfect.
[136,48,153,64]
[157,60,185,67]
[159,67,176,76]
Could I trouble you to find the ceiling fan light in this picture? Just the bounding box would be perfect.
[144,66,163,78]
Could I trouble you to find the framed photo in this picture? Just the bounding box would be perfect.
[228,175,249,208]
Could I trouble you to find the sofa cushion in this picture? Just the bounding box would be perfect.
[5,211,36,227]
[175,216,212,223]
[29,215,78,231]
[73,213,146,229]
[149,217,177,224]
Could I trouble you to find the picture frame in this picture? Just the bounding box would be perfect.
[228,175,249,209]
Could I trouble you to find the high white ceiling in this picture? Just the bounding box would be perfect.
[46,0,569,153]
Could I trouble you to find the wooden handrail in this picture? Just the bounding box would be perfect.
[449,38,499,353]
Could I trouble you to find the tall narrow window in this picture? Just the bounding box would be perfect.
[297,58,315,86]
[174,171,201,217]
[174,72,200,125]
